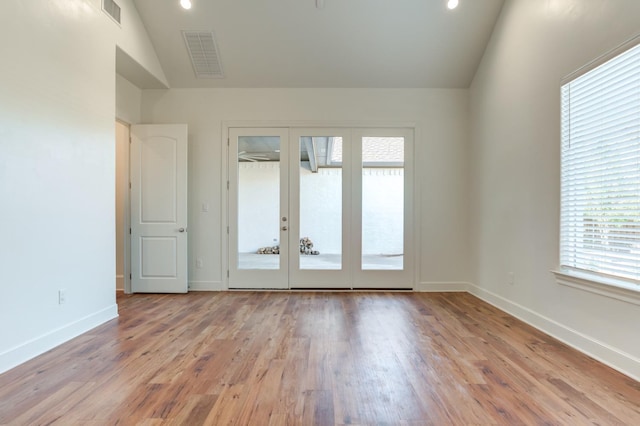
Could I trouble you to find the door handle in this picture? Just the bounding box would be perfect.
[281,226,288,231]
[178,227,186,233]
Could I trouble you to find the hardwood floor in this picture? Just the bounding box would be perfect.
[0,292,639,425]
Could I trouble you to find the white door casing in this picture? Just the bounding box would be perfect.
[130,124,188,293]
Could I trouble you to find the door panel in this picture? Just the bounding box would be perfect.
[131,124,188,293]
[229,128,289,289]
[141,237,177,277]
[289,129,351,288]
[352,129,414,289]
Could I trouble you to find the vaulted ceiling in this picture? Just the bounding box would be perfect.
[132,0,504,89]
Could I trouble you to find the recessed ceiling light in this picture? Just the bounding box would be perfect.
[447,0,459,10]
[180,0,192,10]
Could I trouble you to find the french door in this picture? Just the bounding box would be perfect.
[289,128,352,288]
[228,127,413,290]
[228,128,289,289]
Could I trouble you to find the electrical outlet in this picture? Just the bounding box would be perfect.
[508,272,515,286]
[58,289,67,305]
[196,258,203,268]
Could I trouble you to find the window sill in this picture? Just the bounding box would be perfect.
[552,269,640,306]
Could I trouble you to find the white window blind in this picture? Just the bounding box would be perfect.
[560,41,640,285]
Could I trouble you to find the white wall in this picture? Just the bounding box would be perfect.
[238,162,281,252]
[116,74,142,124]
[300,167,342,254]
[469,0,640,380]
[141,88,470,290]
[113,0,168,88]
[0,0,164,373]
[362,168,404,255]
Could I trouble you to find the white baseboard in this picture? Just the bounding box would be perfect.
[0,304,118,375]
[467,283,640,383]
[415,281,470,292]
[189,280,225,291]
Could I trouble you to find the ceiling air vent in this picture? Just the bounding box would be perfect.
[102,0,121,25]
[182,31,225,79]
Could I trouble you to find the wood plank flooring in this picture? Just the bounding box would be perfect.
[0,292,639,425]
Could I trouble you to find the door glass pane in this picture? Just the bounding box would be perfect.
[362,137,404,270]
[299,136,342,270]
[237,136,281,270]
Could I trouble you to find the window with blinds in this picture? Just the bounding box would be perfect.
[560,40,640,287]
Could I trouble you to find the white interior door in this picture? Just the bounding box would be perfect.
[130,124,188,293]
[228,128,289,289]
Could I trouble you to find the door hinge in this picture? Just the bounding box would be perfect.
[227,270,229,278]
[129,137,132,144]
[129,182,131,189]
[129,273,132,279]
[227,226,229,234]
[129,228,131,234]
[227,138,230,146]
[227,181,229,190]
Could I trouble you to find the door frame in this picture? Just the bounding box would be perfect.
[222,121,420,290]
[227,127,290,289]
[115,119,131,294]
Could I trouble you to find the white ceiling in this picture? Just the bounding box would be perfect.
[132,0,504,89]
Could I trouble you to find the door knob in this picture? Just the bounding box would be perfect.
[178,227,186,233]
[282,217,287,222]
[281,226,288,231]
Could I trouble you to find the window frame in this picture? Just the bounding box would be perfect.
[553,34,640,304]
